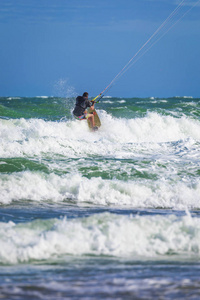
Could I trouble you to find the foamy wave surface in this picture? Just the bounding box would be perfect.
[1,213,200,264]
[1,171,200,208]
[0,112,200,158]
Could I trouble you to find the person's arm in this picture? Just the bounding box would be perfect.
[89,100,95,111]
[85,100,95,111]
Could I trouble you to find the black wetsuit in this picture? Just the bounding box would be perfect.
[73,96,92,117]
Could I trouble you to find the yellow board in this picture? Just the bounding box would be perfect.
[87,108,101,130]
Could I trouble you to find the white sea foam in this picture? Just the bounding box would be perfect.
[1,171,200,208]
[0,112,200,159]
[7,97,21,100]
[1,213,200,264]
[36,96,49,99]
[149,99,168,103]
[1,112,200,207]
[117,100,126,103]
[175,96,193,99]
[102,100,113,104]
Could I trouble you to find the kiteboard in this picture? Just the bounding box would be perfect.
[87,107,101,130]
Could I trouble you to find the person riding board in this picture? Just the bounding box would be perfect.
[73,92,98,131]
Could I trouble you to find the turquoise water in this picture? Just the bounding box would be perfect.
[0,96,200,299]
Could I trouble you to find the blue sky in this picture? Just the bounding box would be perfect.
[0,0,199,97]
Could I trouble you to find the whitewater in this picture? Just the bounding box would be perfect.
[0,96,200,299]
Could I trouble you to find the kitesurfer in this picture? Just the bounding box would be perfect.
[73,92,98,131]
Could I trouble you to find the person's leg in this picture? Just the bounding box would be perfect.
[87,113,95,128]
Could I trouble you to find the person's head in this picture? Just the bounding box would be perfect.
[82,92,89,99]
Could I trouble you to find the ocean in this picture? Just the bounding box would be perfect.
[0,95,200,299]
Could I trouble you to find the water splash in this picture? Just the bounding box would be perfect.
[53,78,77,98]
